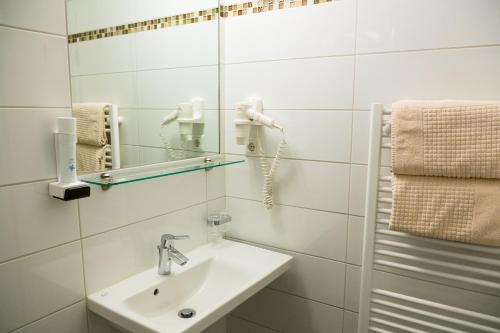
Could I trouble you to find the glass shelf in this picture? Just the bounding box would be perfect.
[80,155,245,188]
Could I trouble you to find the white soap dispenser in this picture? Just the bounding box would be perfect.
[49,117,90,201]
[207,212,232,242]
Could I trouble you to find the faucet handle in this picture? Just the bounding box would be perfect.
[160,234,190,248]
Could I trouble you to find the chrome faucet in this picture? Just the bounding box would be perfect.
[157,234,189,275]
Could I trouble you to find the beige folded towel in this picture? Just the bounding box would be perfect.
[76,144,111,172]
[72,103,109,146]
[391,100,500,179]
[390,174,500,246]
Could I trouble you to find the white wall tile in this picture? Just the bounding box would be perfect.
[137,66,219,109]
[134,0,218,22]
[12,301,88,333]
[346,216,364,266]
[79,170,206,236]
[207,167,225,200]
[207,197,226,214]
[225,110,353,162]
[348,165,367,217]
[0,0,67,35]
[69,35,136,76]
[202,317,227,333]
[232,288,344,333]
[0,181,80,262]
[225,56,354,110]
[226,197,347,261]
[342,310,358,333]
[232,239,346,306]
[66,0,136,34]
[87,312,122,333]
[344,264,361,312]
[224,1,356,63]
[227,316,280,333]
[0,108,71,185]
[71,72,137,108]
[350,111,370,164]
[82,203,208,294]
[0,242,85,333]
[354,46,500,110]
[268,249,346,307]
[135,21,218,70]
[357,0,500,53]
[226,157,350,213]
[119,145,142,168]
[117,109,139,145]
[0,28,70,107]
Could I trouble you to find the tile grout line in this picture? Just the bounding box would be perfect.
[343,0,360,319]
[226,236,360,266]
[7,300,86,333]
[229,314,284,333]
[0,24,67,38]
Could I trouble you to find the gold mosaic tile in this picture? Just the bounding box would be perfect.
[68,0,335,44]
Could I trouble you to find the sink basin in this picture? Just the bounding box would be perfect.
[87,240,292,333]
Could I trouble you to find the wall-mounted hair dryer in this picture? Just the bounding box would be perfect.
[160,98,205,159]
[234,98,283,146]
[234,98,286,209]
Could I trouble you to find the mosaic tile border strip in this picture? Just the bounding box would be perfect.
[68,0,334,44]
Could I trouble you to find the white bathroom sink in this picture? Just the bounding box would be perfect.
[87,240,292,333]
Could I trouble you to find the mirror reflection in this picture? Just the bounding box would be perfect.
[65,0,220,173]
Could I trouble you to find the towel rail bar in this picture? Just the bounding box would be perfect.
[358,103,500,333]
[374,249,500,278]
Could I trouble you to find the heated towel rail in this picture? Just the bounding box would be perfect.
[358,103,500,333]
[104,104,121,169]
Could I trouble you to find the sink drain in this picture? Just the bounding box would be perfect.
[178,308,196,319]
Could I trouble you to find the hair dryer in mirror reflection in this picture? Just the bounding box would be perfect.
[235,98,287,209]
[159,98,205,160]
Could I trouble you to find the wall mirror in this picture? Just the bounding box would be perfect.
[65,0,220,175]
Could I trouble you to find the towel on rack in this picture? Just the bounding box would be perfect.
[391,100,500,179]
[390,174,500,246]
[72,103,109,146]
[76,143,111,172]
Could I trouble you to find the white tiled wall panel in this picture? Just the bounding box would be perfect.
[224,1,356,63]
[71,72,138,108]
[226,197,347,261]
[0,0,67,35]
[354,46,500,110]
[225,110,353,162]
[232,288,344,333]
[137,66,219,109]
[346,216,364,266]
[12,301,88,333]
[0,180,80,262]
[348,165,367,216]
[342,310,359,333]
[231,239,347,307]
[357,0,500,53]
[268,248,346,307]
[66,0,136,34]
[69,35,136,76]
[82,203,208,294]
[207,167,226,200]
[0,108,71,185]
[224,56,355,110]
[134,0,219,24]
[0,242,85,333]
[135,21,218,70]
[344,264,361,312]
[226,157,350,213]
[0,28,71,107]
[79,170,206,236]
